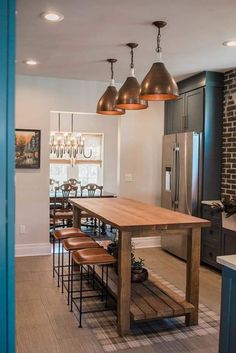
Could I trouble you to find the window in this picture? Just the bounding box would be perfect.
[78,163,102,185]
[50,164,69,186]
[49,131,103,186]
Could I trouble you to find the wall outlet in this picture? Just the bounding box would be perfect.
[20,225,26,234]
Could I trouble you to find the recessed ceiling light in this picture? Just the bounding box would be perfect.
[23,59,39,66]
[223,40,236,47]
[40,11,64,22]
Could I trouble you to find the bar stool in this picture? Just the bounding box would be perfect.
[62,237,102,304]
[53,227,90,287]
[71,247,117,327]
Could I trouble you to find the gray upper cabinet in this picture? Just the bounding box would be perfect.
[184,88,203,132]
[165,87,203,134]
[165,96,184,134]
[164,71,224,137]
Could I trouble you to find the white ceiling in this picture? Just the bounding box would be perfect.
[16,0,236,83]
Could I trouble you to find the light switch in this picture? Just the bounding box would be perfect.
[125,173,133,182]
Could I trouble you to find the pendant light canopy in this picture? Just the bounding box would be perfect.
[140,21,179,101]
[116,43,148,110]
[96,59,125,115]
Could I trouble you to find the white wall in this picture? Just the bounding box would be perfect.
[118,102,164,206]
[15,75,118,255]
[15,74,164,256]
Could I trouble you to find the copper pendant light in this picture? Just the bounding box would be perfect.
[96,59,125,115]
[116,43,148,110]
[140,21,178,101]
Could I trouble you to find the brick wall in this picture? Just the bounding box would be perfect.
[221,69,236,199]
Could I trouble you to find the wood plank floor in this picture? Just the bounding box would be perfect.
[16,248,221,353]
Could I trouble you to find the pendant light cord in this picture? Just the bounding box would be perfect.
[110,61,114,80]
[130,47,134,69]
[71,113,74,133]
[156,27,161,54]
[109,60,116,86]
[58,112,61,132]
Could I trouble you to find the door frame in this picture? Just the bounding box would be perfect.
[0,0,15,352]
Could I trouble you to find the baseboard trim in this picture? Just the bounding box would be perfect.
[15,237,161,257]
[133,236,161,249]
[15,243,51,257]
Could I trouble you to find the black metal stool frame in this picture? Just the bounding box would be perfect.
[70,263,114,328]
[61,250,101,305]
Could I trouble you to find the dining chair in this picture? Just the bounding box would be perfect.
[51,183,78,230]
[49,178,61,234]
[80,184,103,236]
[65,178,81,188]
[49,178,59,206]
[50,178,59,190]
[80,183,103,197]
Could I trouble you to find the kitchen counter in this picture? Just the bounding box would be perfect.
[217,255,236,271]
[201,200,221,206]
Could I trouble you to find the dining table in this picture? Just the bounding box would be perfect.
[69,197,210,336]
[49,190,116,203]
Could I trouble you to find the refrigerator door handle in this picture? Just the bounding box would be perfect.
[171,143,176,209]
[175,145,180,207]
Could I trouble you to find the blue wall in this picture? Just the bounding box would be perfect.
[0,0,15,352]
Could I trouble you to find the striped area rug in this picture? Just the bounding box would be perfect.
[82,270,219,352]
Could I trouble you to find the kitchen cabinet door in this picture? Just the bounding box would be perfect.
[223,228,236,255]
[164,100,174,135]
[164,95,184,134]
[184,88,204,132]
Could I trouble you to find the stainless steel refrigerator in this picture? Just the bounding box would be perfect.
[161,132,201,260]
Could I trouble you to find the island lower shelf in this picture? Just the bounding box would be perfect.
[94,265,194,322]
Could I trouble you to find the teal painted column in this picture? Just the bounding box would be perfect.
[219,266,236,353]
[0,0,15,353]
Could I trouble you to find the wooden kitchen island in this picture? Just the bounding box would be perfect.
[70,197,210,336]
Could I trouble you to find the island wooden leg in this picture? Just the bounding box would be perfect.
[73,206,81,229]
[185,227,201,326]
[117,231,131,336]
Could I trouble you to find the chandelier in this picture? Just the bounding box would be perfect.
[50,113,92,164]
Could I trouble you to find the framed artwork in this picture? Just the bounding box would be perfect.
[15,129,41,169]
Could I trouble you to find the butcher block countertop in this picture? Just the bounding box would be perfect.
[70,197,210,231]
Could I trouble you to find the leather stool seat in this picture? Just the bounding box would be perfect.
[72,248,117,265]
[54,228,88,240]
[63,238,101,251]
